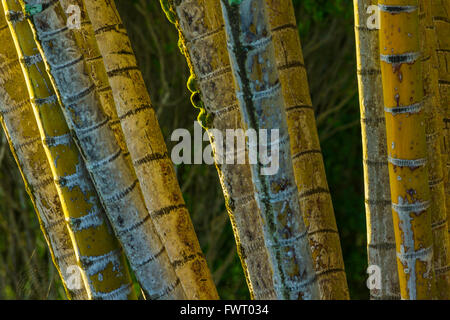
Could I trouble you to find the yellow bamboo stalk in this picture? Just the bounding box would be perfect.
[0,2,87,300]
[379,0,435,299]
[21,0,185,299]
[161,0,276,300]
[353,0,400,300]
[431,0,450,240]
[3,0,136,299]
[266,0,349,300]
[419,0,450,299]
[83,0,217,300]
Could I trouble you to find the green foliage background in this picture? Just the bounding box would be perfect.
[0,0,368,299]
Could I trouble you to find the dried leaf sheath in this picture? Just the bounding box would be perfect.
[82,0,217,300]
[419,0,450,299]
[266,0,349,299]
[221,0,319,300]
[20,0,185,299]
[379,0,435,299]
[3,0,136,299]
[164,0,276,300]
[353,0,400,300]
[0,2,87,300]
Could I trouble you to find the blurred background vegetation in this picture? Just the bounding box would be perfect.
[0,0,368,299]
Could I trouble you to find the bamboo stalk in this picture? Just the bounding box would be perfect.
[161,0,276,300]
[220,0,319,300]
[0,1,87,300]
[266,0,349,299]
[353,0,400,300]
[379,0,435,299]
[3,0,136,299]
[82,0,217,300]
[19,0,185,299]
[419,0,450,299]
[431,0,450,240]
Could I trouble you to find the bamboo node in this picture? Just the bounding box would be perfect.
[391,200,430,213]
[380,52,421,64]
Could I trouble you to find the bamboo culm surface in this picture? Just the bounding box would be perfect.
[0,1,87,300]
[83,0,218,300]
[3,0,136,299]
[353,0,400,300]
[20,0,185,299]
[220,0,319,300]
[379,0,435,299]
